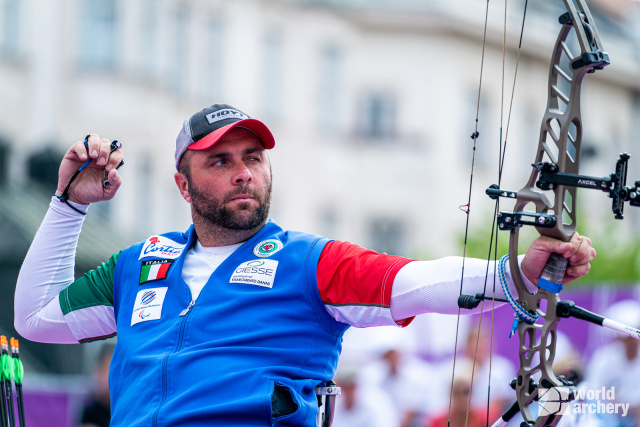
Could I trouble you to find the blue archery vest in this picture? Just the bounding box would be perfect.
[109,220,349,427]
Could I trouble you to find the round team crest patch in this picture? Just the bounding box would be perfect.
[254,239,283,257]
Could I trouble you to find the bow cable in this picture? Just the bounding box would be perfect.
[477,2,531,427]
[447,0,492,425]
[464,1,513,425]
[448,0,531,426]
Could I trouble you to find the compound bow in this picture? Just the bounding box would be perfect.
[456,1,640,426]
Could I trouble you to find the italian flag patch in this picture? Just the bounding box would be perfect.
[140,259,173,284]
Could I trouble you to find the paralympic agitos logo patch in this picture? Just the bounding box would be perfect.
[131,287,168,326]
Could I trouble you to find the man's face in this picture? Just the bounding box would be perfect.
[177,128,272,231]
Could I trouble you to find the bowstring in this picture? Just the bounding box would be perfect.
[471,1,511,425]
[465,1,511,424]
[447,0,491,425]
[447,0,531,425]
[480,1,530,426]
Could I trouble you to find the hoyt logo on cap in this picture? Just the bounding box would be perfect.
[205,109,249,125]
[174,103,276,171]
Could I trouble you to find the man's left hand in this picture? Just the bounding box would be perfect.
[521,232,596,285]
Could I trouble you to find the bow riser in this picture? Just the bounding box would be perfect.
[507,1,609,425]
[507,18,585,291]
[515,292,563,425]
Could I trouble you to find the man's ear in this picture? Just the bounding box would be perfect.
[174,172,191,204]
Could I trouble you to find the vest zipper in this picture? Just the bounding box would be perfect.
[152,355,170,427]
[152,301,195,427]
[179,300,195,316]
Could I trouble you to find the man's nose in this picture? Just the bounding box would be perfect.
[233,164,253,184]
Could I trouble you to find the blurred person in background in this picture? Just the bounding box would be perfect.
[464,322,515,421]
[583,299,640,427]
[550,335,601,427]
[79,343,114,427]
[426,359,486,427]
[359,328,438,427]
[332,365,400,427]
[14,104,595,426]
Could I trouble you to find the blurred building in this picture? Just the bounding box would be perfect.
[0,0,639,377]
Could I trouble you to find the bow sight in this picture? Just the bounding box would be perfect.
[487,152,640,225]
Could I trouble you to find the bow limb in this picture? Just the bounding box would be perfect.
[506,1,609,425]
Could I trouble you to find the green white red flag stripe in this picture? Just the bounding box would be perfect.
[140,260,173,284]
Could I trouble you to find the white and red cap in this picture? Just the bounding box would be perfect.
[175,104,275,170]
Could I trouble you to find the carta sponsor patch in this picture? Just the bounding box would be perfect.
[139,236,186,260]
[140,259,173,284]
[230,259,278,288]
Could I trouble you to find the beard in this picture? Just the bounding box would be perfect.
[188,178,272,231]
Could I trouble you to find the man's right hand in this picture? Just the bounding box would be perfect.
[55,134,124,205]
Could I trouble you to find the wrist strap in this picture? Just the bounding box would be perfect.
[56,135,91,216]
[55,195,87,215]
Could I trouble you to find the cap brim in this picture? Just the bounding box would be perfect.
[188,118,275,152]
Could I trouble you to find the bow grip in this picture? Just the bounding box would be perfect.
[537,253,568,293]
